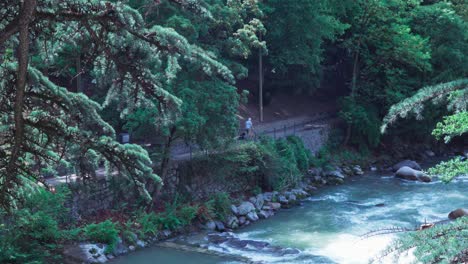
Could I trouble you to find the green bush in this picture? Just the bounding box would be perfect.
[256,136,306,190]
[286,136,311,172]
[40,167,57,178]
[155,213,182,230]
[83,220,119,253]
[206,192,231,221]
[0,187,72,264]
[122,229,138,245]
[136,212,160,238]
[178,136,311,193]
[176,205,198,226]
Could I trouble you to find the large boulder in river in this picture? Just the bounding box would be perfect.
[395,166,431,182]
[448,208,468,220]
[237,201,255,215]
[392,160,421,172]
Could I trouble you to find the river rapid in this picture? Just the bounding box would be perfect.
[111,171,467,264]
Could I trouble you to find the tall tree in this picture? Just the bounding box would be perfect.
[260,0,347,94]
[0,0,236,209]
[336,0,432,147]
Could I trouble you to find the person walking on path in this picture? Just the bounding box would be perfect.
[245,117,253,139]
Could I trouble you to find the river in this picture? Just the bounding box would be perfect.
[111,171,467,264]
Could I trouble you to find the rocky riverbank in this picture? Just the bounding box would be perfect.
[62,145,468,264]
[63,163,369,264]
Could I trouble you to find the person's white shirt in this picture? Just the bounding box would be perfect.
[245,118,252,129]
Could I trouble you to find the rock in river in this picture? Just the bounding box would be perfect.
[392,160,421,172]
[448,208,468,220]
[395,166,431,182]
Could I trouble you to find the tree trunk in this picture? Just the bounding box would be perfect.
[344,46,360,146]
[150,126,177,206]
[5,0,36,179]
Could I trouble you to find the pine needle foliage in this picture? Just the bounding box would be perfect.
[380,79,468,263]
[374,217,468,264]
[381,79,468,133]
[0,0,239,209]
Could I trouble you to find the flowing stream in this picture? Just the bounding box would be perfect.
[111,171,467,264]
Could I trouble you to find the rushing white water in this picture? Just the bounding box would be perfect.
[112,172,467,264]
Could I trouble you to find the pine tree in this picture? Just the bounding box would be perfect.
[0,0,238,209]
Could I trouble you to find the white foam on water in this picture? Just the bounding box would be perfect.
[308,192,349,203]
[207,243,301,263]
[306,233,417,264]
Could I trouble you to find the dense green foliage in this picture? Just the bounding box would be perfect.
[0,188,69,263]
[382,79,468,181]
[180,136,311,192]
[381,79,467,263]
[261,0,347,93]
[1,0,467,262]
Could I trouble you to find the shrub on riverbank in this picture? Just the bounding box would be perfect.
[179,136,311,193]
[0,187,71,263]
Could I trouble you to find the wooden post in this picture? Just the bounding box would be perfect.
[259,32,264,123]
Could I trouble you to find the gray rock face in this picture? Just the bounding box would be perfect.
[249,195,264,210]
[231,205,239,215]
[353,165,364,175]
[63,243,109,264]
[325,170,345,179]
[161,229,172,238]
[263,192,274,202]
[287,193,297,203]
[247,211,259,222]
[326,176,344,185]
[341,166,353,176]
[226,215,239,229]
[291,188,308,198]
[255,194,265,209]
[258,210,270,219]
[448,208,468,220]
[215,221,226,231]
[269,202,281,210]
[238,216,246,225]
[113,238,128,256]
[136,240,146,248]
[237,202,256,215]
[392,160,421,172]
[278,195,288,205]
[395,166,431,182]
[205,221,217,230]
[308,168,323,176]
